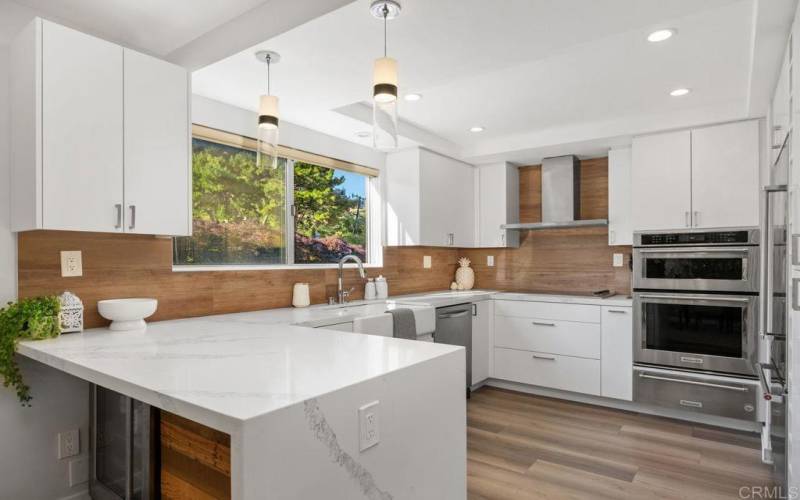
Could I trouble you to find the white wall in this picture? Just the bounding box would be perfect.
[0,46,91,500]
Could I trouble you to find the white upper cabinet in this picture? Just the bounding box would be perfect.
[123,49,190,235]
[631,130,692,231]
[607,148,632,245]
[477,162,519,248]
[631,120,760,231]
[772,45,791,161]
[691,121,760,229]
[11,18,190,236]
[385,148,475,247]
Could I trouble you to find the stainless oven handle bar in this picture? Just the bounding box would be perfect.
[755,362,785,403]
[638,373,749,392]
[760,185,788,340]
[637,247,752,254]
[636,294,752,303]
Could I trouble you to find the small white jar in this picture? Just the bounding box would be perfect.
[375,275,388,299]
[292,283,310,308]
[364,279,377,300]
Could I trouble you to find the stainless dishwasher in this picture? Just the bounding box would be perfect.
[434,303,472,394]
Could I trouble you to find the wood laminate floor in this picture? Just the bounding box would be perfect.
[467,387,774,500]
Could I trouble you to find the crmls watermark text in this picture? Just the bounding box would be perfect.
[740,486,800,499]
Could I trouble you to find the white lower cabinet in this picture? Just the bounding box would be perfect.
[490,299,632,400]
[472,300,493,385]
[600,306,633,401]
[494,348,601,396]
[494,316,600,359]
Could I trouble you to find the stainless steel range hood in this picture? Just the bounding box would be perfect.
[502,155,608,231]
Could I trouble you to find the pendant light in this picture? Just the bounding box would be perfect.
[371,0,401,150]
[255,50,281,168]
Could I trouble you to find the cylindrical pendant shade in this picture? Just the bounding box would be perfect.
[373,57,398,103]
[258,95,280,130]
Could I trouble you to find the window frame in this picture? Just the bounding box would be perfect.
[174,125,381,271]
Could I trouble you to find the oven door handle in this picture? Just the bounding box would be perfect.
[638,373,749,392]
[637,247,752,254]
[636,294,753,303]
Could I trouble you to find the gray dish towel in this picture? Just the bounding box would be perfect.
[386,308,417,340]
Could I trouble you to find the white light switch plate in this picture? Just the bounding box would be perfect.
[612,253,624,267]
[58,429,80,459]
[358,401,380,452]
[423,256,432,268]
[487,255,495,267]
[60,251,83,277]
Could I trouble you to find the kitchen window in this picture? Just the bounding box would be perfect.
[173,125,379,268]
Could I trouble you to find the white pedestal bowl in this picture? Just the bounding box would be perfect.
[98,298,158,331]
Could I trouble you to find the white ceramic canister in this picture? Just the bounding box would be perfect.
[365,278,377,300]
[292,283,311,308]
[375,275,388,299]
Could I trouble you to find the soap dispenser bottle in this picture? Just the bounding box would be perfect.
[375,275,388,299]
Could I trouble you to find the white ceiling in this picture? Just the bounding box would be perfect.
[1,0,267,55]
[193,0,797,164]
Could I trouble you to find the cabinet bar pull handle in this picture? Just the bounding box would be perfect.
[679,400,703,408]
[114,204,122,229]
[684,211,690,227]
[128,205,136,230]
[532,354,556,361]
[532,321,556,326]
[472,303,477,316]
[607,309,627,314]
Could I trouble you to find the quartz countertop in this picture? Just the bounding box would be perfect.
[16,288,629,433]
[17,306,459,433]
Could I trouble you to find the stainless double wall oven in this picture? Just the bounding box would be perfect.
[633,228,762,377]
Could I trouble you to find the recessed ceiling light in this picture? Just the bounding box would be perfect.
[670,88,691,97]
[404,93,422,102]
[647,29,676,43]
[469,126,485,133]
[355,131,371,138]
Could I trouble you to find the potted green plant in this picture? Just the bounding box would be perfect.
[0,296,61,405]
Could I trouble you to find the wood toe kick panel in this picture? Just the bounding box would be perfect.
[494,315,601,359]
[494,347,601,396]
[494,300,600,323]
[161,411,231,500]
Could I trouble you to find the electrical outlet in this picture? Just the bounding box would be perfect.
[58,429,80,459]
[358,401,380,452]
[68,457,89,487]
[423,255,432,269]
[487,255,495,267]
[612,253,624,267]
[60,251,83,277]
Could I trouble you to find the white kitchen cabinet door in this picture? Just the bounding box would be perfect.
[691,121,760,229]
[477,162,519,247]
[608,148,632,245]
[419,149,475,247]
[123,49,190,235]
[601,306,633,401]
[41,20,124,232]
[631,131,692,231]
[472,300,493,385]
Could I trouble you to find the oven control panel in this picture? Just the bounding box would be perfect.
[638,230,754,246]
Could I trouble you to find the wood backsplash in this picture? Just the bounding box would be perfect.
[463,157,632,295]
[17,156,631,328]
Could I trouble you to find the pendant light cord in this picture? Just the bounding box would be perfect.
[383,4,388,57]
[266,54,271,95]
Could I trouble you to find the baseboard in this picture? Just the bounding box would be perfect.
[483,379,761,433]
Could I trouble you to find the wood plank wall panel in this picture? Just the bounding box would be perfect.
[462,157,631,296]
[18,232,458,328]
[161,411,231,500]
[17,156,631,326]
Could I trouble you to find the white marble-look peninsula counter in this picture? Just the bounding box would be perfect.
[18,307,466,500]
